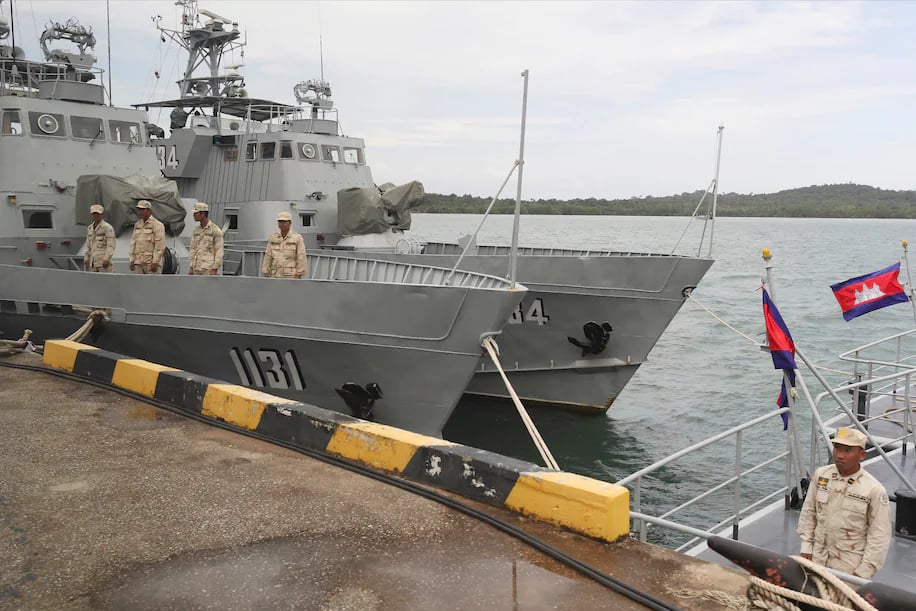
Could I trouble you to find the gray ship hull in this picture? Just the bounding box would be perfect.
[330,248,714,411]
[0,260,526,437]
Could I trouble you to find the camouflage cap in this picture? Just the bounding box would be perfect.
[192,202,209,213]
[89,204,104,214]
[277,211,292,221]
[832,427,867,448]
[136,200,152,209]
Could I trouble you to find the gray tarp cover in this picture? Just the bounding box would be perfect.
[337,180,424,235]
[75,174,186,236]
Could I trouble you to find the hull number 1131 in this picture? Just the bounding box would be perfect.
[229,348,306,391]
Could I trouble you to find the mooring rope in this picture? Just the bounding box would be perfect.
[745,556,877,611]
[481,336,559,470]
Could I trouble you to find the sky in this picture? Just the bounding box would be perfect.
[5,0,916,200]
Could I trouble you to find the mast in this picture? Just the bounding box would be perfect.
[509,69,529,288]
[156,0,245,100]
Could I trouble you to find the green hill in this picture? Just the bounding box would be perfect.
[417,184,916,218]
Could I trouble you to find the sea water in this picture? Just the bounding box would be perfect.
[414,214,916,543]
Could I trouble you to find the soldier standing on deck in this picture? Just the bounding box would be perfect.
[188,202,223,275]
[261,211,306,279]
[128,200,165,274]
[84,204,115,272]
[797,427,891,579]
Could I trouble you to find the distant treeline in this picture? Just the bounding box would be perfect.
[416,184,916,218]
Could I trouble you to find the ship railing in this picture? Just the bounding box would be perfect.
[616,407,796,552]
[222,246,512,289]
[236,102,339,135]
[0,57,106,99]
[421,241,683,258]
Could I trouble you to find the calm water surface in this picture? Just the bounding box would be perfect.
[414,214,916,540]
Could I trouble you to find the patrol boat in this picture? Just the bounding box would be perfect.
[0,5,529,437]
[0,13,159,268]
[615,250,916,602]
[136,0,715,415]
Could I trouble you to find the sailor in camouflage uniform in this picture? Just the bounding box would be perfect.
[188,202,223,275]
[261,211,306,279]
[797,427,891,578]
[84,204,115,272]
[128,200,166,274]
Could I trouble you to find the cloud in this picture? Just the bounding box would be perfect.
[8,0,916,198]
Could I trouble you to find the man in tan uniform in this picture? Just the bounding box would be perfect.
[261,211,306,278]
[797,427,891,578]
[84,204,115,272]
[188,202,224,275]
[128,200,166,274]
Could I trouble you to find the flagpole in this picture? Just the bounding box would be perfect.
[901,240,916,326]
[762,248,807,488]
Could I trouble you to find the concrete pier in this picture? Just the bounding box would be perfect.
[0,353,749,610]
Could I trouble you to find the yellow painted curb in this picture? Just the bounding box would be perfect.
[43,339,96,372]
[327,422,449,473]
[201,384,297,430]
[112,359,180,397]
[505,471,630,542]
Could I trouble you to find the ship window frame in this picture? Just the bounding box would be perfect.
[299,211,315,227]
[22,209,54,229]
[71,115,105,141]
[1,110,23,136]
[109,120,142,145]
[279,140,294,159]
[298,142,318,161]
[321,144,341,163]
[342,147,363,165]
[28,111,66,138]
[245,141,258,161]
[260,141,276,160]
[224,211,239,230]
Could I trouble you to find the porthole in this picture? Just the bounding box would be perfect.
[300,143,316,159]
[37,114,59,134]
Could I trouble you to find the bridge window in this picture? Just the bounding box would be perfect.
[299,212,315,227]
[298,142,318,161]
[110,120,141,144]
[225,212,239,230]
[28,112,66,137]
[343,147,363,164]
[279,141,294,159]
[245,141,257,161]
[260,141,276,160]
[322,145,340,163]
[71,116,105,140]
[1,110,22,136]
[22,209,53,228]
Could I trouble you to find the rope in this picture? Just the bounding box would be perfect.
[685,293,760,345]
[0,329,39,356]
[745,556,877,611]
[481,337,559,470]
[64,310,107,343]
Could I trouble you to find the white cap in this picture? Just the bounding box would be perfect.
[135,200,152,209]
[277,211,292,221]
[89,204,104,214]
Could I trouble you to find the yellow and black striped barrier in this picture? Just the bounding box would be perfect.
[44,339,630,542]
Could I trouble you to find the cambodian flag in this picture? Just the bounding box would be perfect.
[763,289,796,430]
[763,289,797,370]
[830,262,909,321]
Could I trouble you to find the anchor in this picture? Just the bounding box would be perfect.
[567,321,612,357]
[335,382,383,420]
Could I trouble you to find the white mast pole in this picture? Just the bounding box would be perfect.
[510,69,529,288]
[708,125,724,257]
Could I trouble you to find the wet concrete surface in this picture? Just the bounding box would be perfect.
[0,355,750,610]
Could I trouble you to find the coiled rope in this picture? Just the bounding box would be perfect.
[745,556,877,611]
